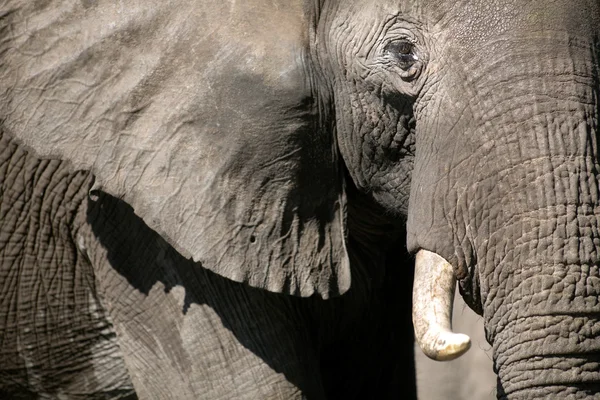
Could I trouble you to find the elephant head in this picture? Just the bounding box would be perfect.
[1,0,599,397]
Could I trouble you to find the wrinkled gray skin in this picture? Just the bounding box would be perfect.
[1,0,599,399]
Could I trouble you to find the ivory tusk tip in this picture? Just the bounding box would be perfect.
[425,332,471,361]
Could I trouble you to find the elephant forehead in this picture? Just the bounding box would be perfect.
[429,0,599,48]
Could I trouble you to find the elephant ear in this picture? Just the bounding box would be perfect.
[0,0,350,298]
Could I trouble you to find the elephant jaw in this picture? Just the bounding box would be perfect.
[412,249,471,361]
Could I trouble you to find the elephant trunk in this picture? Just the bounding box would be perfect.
[493,313,600,398]
[479,107,600,395]
[412,249,471,361]
[479,158,600,398]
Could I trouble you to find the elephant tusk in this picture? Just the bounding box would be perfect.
[412,249,471,361]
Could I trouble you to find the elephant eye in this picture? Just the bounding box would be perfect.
[385,40,419,70]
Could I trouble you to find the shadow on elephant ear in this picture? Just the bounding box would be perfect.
[86,190,307,314]
[86,190,325,394]
[86,190,416,399]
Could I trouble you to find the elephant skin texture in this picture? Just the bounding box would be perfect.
[1,131,414,398]
[1,0,599,399]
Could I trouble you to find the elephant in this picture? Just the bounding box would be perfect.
[1,0,599,399]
